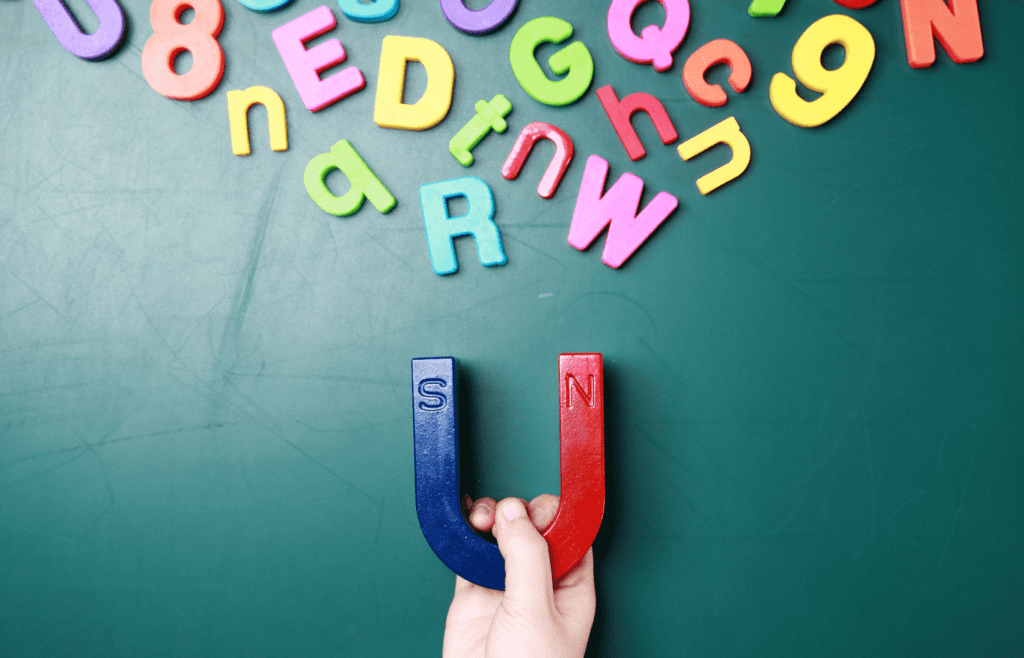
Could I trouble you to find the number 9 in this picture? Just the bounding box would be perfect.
[769,14,874,128]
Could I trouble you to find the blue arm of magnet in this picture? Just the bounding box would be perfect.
[412,357,505,590]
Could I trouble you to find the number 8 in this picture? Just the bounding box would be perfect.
[141,0,225,101]
[769,14,875,128]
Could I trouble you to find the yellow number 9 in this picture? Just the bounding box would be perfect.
[770,14,875,128]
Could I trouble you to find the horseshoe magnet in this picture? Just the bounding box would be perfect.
[412,354,605,589]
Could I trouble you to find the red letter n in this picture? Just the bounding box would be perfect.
[900,0,983,68]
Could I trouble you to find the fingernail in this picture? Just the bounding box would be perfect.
[501,499,526,522]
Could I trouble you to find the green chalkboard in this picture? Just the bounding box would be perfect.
[1,0,1021,656]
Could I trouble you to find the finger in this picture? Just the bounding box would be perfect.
[493,497,554,611]
[454,574,477,594]
[552,548,596,624]
[527,493,560,532]
[468,497,497,532]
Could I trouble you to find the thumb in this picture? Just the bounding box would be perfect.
[492,498,554,611]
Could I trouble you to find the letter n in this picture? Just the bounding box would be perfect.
[899,0,983,68]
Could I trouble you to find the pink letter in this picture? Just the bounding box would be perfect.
[272,5,365,112]
[606,0,690,72]
[567,155,678,269]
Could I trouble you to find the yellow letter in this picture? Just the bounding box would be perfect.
[374,35,454,131]
[677,117,751,195]
[226,85,288,156]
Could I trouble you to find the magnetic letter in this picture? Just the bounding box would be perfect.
[509,16,594,107]
[304,140,396,216]
[682,39,752,108]
[677,117,751,195]
[769,14,875,128]
[899,0,983,68]
[338,0,398,22]
[747,0,786,17]
[418,177,506,275]
[567,155,678,269]
[607,0,689,72]
[272,6,366,112]
[832,0,879,8]
[448,95,512,167]
[33,0,126,60]
[141,0,225,101]
[412,354,604,589]
[439,0,518,35]
[501,122,574,199]
[227,86,289,156]
[238,0,293,11]
[596,85,678,161]
[374,35,454,131]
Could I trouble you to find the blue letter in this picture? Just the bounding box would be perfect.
[418,177,507,276]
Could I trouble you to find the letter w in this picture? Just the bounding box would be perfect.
[567,155,678,268]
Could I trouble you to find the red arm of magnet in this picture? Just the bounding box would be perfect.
[542,353,605,580]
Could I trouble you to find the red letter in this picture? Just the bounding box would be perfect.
[596,85,678,162]
[900,0,983,68]
[682,39,752,108]
[501,122,575,199]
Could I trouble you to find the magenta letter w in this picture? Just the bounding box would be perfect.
[566,155,678,269]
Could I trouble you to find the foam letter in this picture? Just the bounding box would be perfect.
[439,0,518,35]
[304,140,396,216]
[770,14,875,128]
[272,6,365,112]
[418,177,507,275]
[33,0,126,60]
[509,16,594,107]
[501,122,574,199]
[227,86,288,156]
[596,85,678,161]
[677,117,750,195]
[682,39,752,108]
[832,0,879,8]
[449,95,512,167]
[374,35,454,131]
[747,0,786,17]
[238,0,293,11]
[567,155,678,269]
[338,0,398,22]
[900,0,983,68]
[606,0,689,72]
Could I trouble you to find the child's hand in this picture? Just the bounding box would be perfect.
[442,494,596,658]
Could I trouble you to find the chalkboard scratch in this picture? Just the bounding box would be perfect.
[0,419,263,467]
[728,249,868,359]
[884,489,925,525]
[7,621,89,658]
[501,230,567,267]
[665,479,716,530]
[219,166,283,371]
[938,439,977,565]
[636,336,686,390]
[0,263,67,319]
[822,143,930,212]
[2,450,87,491]
[374,498,386,545]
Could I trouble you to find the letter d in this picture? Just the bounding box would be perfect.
[374,35,454,131]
